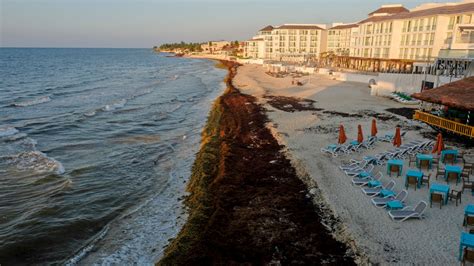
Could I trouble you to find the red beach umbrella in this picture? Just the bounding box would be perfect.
[393,127,402,147]
[371,119,378,137]
[432,133,444,155]
[357,125,364,143]
[338,124,347,144]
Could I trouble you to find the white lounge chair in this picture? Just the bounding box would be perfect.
[361,138,376,149]
[341,143,357,154]
[339,160,368,171]
[388,201,428,222]
[361,180,396,197]
[321,145,342,157]
[371,190,408,208]
[352,171,383,187]
[345,164,374,177]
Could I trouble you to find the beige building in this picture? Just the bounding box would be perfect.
[201,41,231,54]
[347,0,474,71]
[327,24,358,56]
[244,1,474,69]
[246,24,327,62]
[244,37,265,59]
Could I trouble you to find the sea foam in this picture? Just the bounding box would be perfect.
[6,151,65,174]
[14,96,51,107]
[0,127,19,137]
[103,99,127,112]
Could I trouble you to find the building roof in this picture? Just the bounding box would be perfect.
[259,25,274,31]
[359,2,474,24]
[246,38,264,42]
[411,76,474,111]
[329,24,358,30]
[368,5,409,16]
[275,24,324,30]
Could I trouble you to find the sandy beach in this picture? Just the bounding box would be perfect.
[234,64,474,264]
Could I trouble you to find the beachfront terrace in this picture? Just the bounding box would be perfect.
[412,76,474,139]
[414,110,474,138]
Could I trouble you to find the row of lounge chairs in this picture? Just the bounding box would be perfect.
[338,150,428,222]
[379,131,407,142]
[320,136,377,157]
[355,139,434,166]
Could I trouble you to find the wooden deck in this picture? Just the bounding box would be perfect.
[413,110,474,138]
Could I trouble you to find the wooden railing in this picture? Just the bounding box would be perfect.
[413,110,474,138]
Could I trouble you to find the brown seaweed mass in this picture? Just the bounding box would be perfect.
[158,60,354,265]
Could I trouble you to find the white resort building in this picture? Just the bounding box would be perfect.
[244,0,474,72]
[244,24,327,63]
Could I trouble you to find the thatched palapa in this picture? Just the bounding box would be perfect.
[412,76,474,111]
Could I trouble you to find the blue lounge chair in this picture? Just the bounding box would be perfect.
[371,190,408,208]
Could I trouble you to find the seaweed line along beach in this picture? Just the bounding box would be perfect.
[158,60,356,265]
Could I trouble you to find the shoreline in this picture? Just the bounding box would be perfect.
[157,60,356,264]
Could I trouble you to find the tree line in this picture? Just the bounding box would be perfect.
[156,42,203,52]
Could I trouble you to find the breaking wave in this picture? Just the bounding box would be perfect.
[103,99,127,112]
[14,96,51,107]
[4,151,65,174]
[0,127,19,137]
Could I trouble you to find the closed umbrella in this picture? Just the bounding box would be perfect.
[371,119,378,137]
[357,125,364,143]
[432,133,444,155]
[338,124,347,144]
[393,127,402,147]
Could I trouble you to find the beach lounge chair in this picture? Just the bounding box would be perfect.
[361,156,380,166]
[321,145,342,157]
[395,149,410,159]
[361,180,396,197]
[361,138,376,149]
[349,142,365,153]
[401,131,407,138]
[339,160,368,171]
[352,171,383,187]
[371,190,408,208]
[345,164,374,177]
[379,134,394,142]
[388,201,428,222]
[385,149,402,160]
[335,144,351,154]
[371,153,387,165]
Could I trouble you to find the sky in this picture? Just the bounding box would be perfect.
[1,0,452,48]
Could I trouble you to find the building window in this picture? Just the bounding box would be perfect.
[448,16,455,30]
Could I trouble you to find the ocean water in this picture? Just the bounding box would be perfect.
[0,48,226,264]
